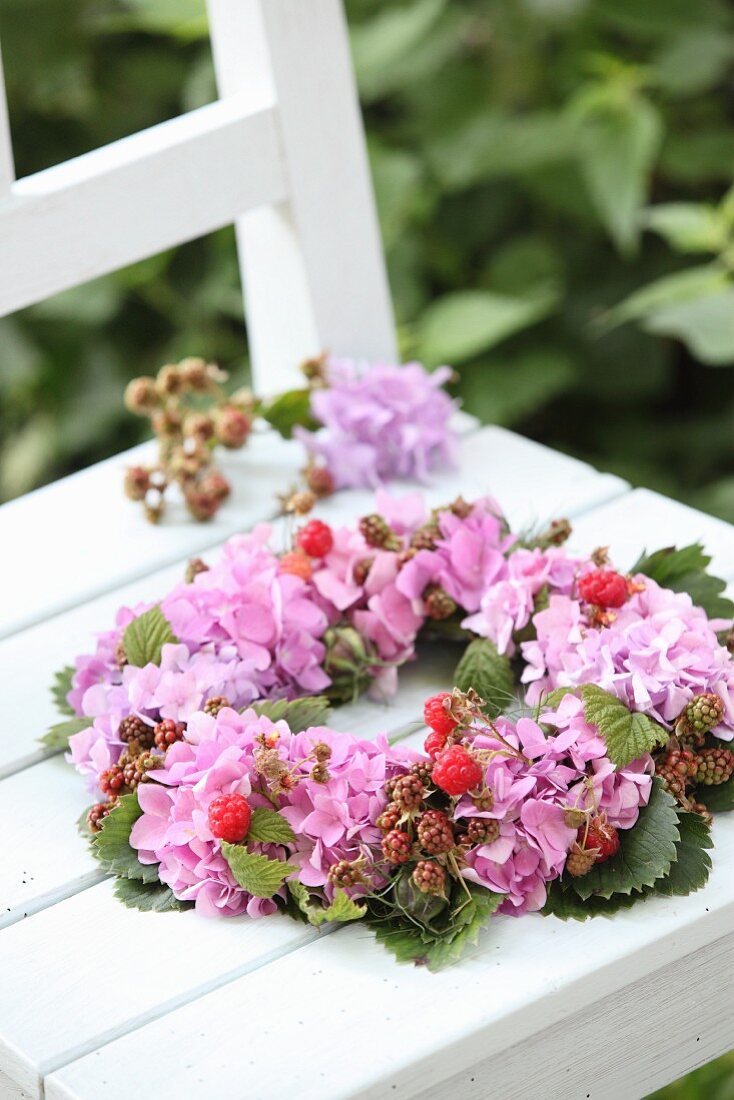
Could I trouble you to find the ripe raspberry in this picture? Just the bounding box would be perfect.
[376,803,402,832]
[87,801,115,833]
[460,818,500,846]
[578,569,629,609]
[694,746,734,786]
[279,550,313,581]
[154,718,186,752]
[566,842,598,878]
[381,829,412,864]
[295,519,334,558]
[664,748,698,780]
[203,695,229,717]
[305,464,335,498]
[416,809,454,854]
[208,792,252,843]
[433,745,483,797]
[424,729,448,760]
[392,774,425,812]
[99,765,126,797]
[327,859,365,888]
[581,814,620,862]
[423,585,457,621]
[412,860,446,896]
[118,715,154,750]
[359,514,399,550]
[423,693,458,739]
[657,764,687,803]
[684,693,724,735]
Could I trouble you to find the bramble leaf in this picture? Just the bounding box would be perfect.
[287,882,366,927]
[39,716,91,751]
[631,543,734,619]
[581,684,668,767]
[247,807,296,846]
[50,664,76,717]
[114,877,192,912]
[92,793,159,882]
[696,775,734,812]
[249,696,332,733]
[454,637,515,718]
[260,388,316,439]
[122,605,178,668]
[220,844,294,898]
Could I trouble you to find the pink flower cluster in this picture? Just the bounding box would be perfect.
[129,707,395,917]
[521,578,734,738]
[459,693,653,914]
[296,358,458,489]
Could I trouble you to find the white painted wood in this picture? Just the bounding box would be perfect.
[0,429,302,641]
[0,1068,32,1100]
[0,43,15,193]
[571,487,734,580]
[0,97,286,317]
[207,0,397,393]
[418,933,734,1100]
[44,811,734,1100]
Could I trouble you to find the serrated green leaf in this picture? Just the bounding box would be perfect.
[114,876,193,912]
[571,779,680,900]
[696,775,734,812]
[50,664,76,717]
[581,684,668,767]
[653,812,713,897]
[220,843,294,898]
[454,637,516,719]
[260,388,316,439]
[250,696,332,733]
[122,605,178,668]
[288,882,366,928]
[39,716,91,751]
[247,807,296,846]
[542,879,639,921]
[631,543,734,619]
[92,793,159,882]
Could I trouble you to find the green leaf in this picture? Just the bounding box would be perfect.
[114,876,193,912]
[39,716,91,751]
[92,793,159,882]
[643,288,734,367]
[260,388,316,439]
[631,543,734,619]
[581,684,668,767]
[220,844,294,898]
[603,264,730,329]
[122,605,178,668]
[247,807,296,846]
[542,878,639,921]
[50,664,76,717]
[570,779,680,900]
[351,0,446,102]
[696,775,734,812]
[288,882,366,927]
[418,289,558,367]
[653,812,713,897]
[652,29,734,98]
[641,203,728,255]
[458,350,575,428]
[573,90,662,255]
[454,637,516,719]
[250,696,332,733]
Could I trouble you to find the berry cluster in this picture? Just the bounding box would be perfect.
[655,694,733,819]
[566,813,620,878]
[124,357,254,523]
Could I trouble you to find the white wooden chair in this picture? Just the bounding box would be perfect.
[0,4,732,1100]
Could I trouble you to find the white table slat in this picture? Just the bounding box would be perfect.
[44,814,734,1100]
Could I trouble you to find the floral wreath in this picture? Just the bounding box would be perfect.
[44,360,734,970]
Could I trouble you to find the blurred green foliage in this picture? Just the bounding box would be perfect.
[0,3,732,1088]
[2,0,734,532]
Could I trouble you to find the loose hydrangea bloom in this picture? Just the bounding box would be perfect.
[129,707,396,916]
[522,577,734,738]
[295,358,458,488]
[457,702,653,915]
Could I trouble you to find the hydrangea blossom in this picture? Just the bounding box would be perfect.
[457,699,653,915]
[296,358,458,489]
[129,707,395,916]
[521,577,734,739]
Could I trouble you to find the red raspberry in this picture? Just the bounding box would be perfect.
[424,729,448,759]
[208,792,252,843]
[381,829,412,864]
[295,519,334,558]
[580,814,620,862]
[423,693,457,738]
[578,569,628,609]
[432,745,483,797]
[99,765,126,797]
[279,550,313,581]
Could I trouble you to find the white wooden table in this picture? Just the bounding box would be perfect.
[1,422,732,1100]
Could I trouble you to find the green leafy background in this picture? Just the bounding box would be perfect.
[1,0,733,1086]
